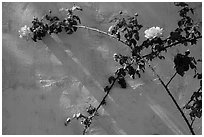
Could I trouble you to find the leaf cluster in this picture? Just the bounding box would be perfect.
[29,5,82,42]
[183,87,202,124]
[173,50,197,76]
[64,104,99,134]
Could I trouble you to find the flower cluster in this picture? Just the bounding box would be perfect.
[144,26,163,40]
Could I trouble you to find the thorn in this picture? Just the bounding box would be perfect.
[134,13,138,16]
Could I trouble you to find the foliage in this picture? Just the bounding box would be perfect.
[19,5,82,42]
[19,3,202,135]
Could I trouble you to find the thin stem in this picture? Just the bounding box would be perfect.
[148,63,195,135]
[93,75,119,117]
[83,76,119,134]
[75,25,201,62]
[190,117,196,127]
[74,25,127,45]
[166,72,177,87]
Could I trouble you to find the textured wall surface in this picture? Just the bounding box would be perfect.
[2,2,202,135]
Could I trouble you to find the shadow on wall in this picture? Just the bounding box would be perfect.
[2,2,202,135]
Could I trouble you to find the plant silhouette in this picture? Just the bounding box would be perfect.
[19,2,202,135]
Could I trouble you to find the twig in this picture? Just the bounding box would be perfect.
[74,25,127,45]
[95,76,119,113]
[190,117,196,127]
[166,72,177,87]
[148,63,195,135]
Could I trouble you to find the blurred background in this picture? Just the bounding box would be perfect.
[2,2,202,135]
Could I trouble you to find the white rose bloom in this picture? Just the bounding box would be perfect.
[18,25,32,40]
[144,26,163,39]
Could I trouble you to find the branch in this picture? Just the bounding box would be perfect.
[82,75,119,134]
[74,24,201,135]
[142,36,202,58]
[92,75,119,117]
[148,63,195,135]
[75,25,202,64]
[75,24,199,135]
[75,25,127,45]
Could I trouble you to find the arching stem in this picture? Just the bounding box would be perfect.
[148,63,195,135]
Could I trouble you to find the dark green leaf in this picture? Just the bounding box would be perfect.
[117,77,127,88]
[108,76,115,84]
[197,74,202,79]
[133,31,139,41]
[104,86,110,92]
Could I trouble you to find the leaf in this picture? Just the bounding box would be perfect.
[197,59,202,62]
[189,62,196,69]
[127,23,134,29]
[108,76,115,84]
[101,99,106,105]
[104,86,110,92]
[65,117,71,126]
[197,74,202,79]
[142,39,150,48]
[184,50,190,56]
[135,70,141,78]
[183,42,188,46]
[117,77,127,88]
[116,68,126,77]
[71,5,83,11]
[73,27,77,32]
[190,39,197,45]
[137,24,143,30]
[116,32,121,41]
[86,105,97,115]
[73,15,81,24]
[196,111,202,118]
[133,31,139,41]
[158,55,165,60]
[126,65,135,79]
[53,16,60,21]
[184,104,191,109]
[190,8,194,14]
[130,38,137,47]
[178,20,184,27]
[174,54,190,76]
[174,2,188,7]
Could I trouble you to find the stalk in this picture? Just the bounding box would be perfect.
[75,25,198,135]
[148,63,195,135]
[166,72,177,87]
